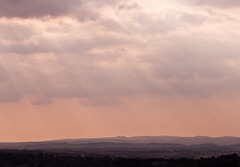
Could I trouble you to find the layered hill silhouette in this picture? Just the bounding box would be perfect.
[1,136,240,158]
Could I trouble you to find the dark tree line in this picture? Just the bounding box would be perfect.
[0,150,240,167]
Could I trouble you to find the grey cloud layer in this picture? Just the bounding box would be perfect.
[0,0,240,105]
[177,0,240,8]
[0,0,122,21]
[0,0,80,18]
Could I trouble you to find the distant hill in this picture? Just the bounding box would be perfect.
[52,136,240,145]
[1,136,240,158]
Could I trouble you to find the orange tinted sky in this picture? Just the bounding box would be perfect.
[0,0,240,142]
[1,95,240,142]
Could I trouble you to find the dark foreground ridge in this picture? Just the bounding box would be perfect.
[0,150,240,167]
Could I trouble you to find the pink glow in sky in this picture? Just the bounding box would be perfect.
[0,0,240,142]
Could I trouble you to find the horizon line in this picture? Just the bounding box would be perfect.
[1,135,240,144]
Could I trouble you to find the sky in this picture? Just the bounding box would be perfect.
[0,0,240,142]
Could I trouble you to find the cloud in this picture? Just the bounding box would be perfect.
[0,22,36,41]
[118,3,140,10]
[0,0,240,105]
[177,0,240,8]
[0,0,80,18]
[0,0,124,21]
[31,96,52,105]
